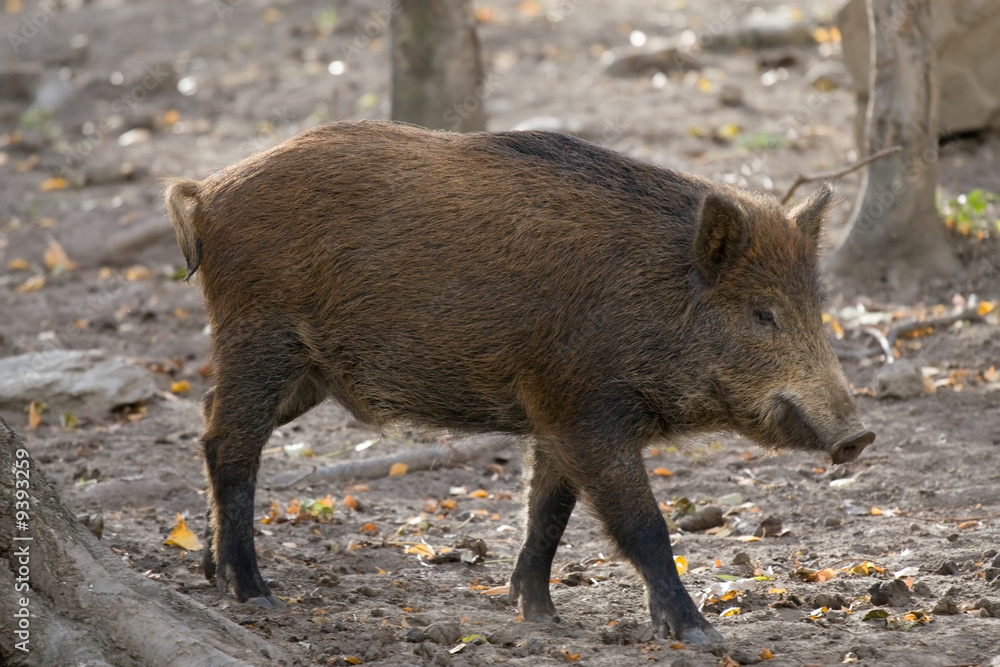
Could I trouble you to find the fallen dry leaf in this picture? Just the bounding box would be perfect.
[171,380,191,394]
[43,237,75,272]
[27,401,42,429]
[343,495,358,510]
[39,177,68,191]
[652,467,672,477]
[359,522,378,535]
[674,555,688,575]
[468,488,489,498]
[164,513,203,551]
[124,265,151,281]
[760,647,775,660]
[388,462,408,476]
[7,257,29,270]
[16,274,45,293]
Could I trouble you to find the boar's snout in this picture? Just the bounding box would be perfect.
[772,394,874,464]
[830,430,875,464]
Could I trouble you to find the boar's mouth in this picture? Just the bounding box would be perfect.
[772,397,874,464]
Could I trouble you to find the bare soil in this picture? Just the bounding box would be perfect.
[3,1,1000,666]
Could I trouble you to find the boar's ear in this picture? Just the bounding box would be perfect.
[694,193,747,285]
[790,183,835,245]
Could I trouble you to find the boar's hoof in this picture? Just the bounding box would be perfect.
[661,622,725,647]
[831,430,876,464]
[246,594,287,609]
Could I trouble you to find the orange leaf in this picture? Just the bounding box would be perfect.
[714,558,723,568]
[482,585,509,595]
[40,176,67,191]
[870,507,883,516]
[43,237,75,272]
[16,275,45,293]
[343,495,359,510]
[171,380,191,394]
[760,648,775,660]
[468,489,489,498]
[978,301,996,316]
[652,467,672,477]
[812,568,837,583]
[669,642,685,650]
[359,522,377,535]
[563,651,581,662]
[28,401,42,429]
[388,462,408,476]
[164,513,203,551]
[261,500,280,524]
[125,265,151,281]
[441,499,457,510]
[7,257,29,271]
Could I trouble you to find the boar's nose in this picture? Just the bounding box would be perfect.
[830,430,876,464]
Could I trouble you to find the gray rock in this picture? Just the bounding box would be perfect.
[422,622,462,646]
[840,0,1000,141]
[754,515,783,538]
[0,62,43,102]
[678,505,725,532]
[0,349,157,416]
[932,597,960,615]
[874,359,925,400]
[719,83,744,107]
[603,41,700,77]
[868,579,913,607]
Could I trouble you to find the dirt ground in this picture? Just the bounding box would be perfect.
[3,1,1000,665]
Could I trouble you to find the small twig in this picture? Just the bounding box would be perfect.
[860,326,893,363]
[272,466,318,491]
[894,510,1000,524]
[886,307,983,348]
[781,146,903,205]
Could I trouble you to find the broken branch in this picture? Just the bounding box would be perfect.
[781,146,903,205]
[268,434,513,488]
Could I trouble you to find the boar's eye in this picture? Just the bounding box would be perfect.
[754,309,777,327]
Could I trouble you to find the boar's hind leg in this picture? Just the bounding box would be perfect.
[509,448,578,622]
[201,331,321,608]
[578,446,723,645]
[200,370,325,589]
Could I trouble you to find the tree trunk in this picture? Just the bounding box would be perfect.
[390,0,487,132]
[827,0,960,298]
[0,417,282,666]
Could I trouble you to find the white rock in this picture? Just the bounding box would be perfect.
[0,349,157,416]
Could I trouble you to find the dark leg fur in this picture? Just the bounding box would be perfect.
[199,330,322,608]
[575,445,722,645]
[509,448,577,622]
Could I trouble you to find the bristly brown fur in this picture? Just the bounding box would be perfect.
[165,120,871,642]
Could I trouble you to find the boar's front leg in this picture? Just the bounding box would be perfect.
[509,448,578,622]
[575,441,723,645]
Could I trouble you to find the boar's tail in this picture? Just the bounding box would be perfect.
[163,177,203,280]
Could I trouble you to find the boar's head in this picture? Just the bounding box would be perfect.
[689,184,874,464]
